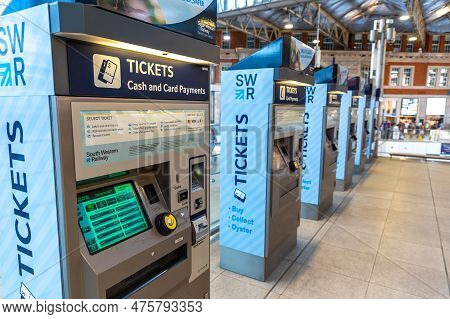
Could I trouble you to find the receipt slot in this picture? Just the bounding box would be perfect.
[301,64,347,220]
[335,77,363,191]
[0,3,218,299]
[219,36,314,281]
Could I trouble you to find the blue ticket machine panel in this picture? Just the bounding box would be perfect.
[220,36,314,281]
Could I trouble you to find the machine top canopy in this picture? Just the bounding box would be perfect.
[314,63,348,94]
[228,35,315,85]
[348,76,366,98]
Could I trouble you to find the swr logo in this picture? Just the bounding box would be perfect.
[235,73,257,100]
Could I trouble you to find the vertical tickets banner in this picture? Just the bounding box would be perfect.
[0,96,63,299]
[336,91,352,180]
[0,5,54,96]
[219,68,274,258]
[301,84,327,205]
[355,96,367,167]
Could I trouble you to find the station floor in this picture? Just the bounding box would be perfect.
[210,158,450,299]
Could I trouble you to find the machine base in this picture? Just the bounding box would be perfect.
[354,164,365,175]
[301,198,333,220]
[220,233,296,282]
[336,179,350,191]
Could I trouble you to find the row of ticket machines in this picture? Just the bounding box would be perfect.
[218,36,379,281]
[0,3,379,299]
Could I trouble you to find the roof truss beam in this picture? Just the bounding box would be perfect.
[288,2,350,48]
[218,1,350,49]
[218,14,282,42]
[218,0,312,18]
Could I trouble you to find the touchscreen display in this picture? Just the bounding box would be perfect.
[77,182,150,255]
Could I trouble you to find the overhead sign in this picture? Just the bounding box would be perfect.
[67,41,210,101]
[0,95,63,299]
[220,68,274,258]
[0,5,54,96]
[328,93,342,106]
[274,82,306,104]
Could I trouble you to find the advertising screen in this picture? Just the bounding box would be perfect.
[77,182,150,255]
[97,0,217,44]
[1,1,216,44]
[290,37,315,75]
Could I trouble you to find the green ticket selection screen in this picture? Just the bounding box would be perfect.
[77,182,150,255]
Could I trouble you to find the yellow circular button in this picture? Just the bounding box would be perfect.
[164,214,177,230]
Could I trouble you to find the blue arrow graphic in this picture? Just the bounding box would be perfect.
[0,63,12,87]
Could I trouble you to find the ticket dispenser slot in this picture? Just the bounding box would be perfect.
[349,123,357,158]
[350,123,357,142]
[326,128,338,153]
[324,127,338,172]
[298,137,304,167]
[272,136,299,197]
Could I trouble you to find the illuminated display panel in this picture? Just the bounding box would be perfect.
[77,182,150,255]
[401,98,418,116]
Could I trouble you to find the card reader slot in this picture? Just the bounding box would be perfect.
[106,244,188,299]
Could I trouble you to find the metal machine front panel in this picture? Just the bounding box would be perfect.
[51,97,210,298]
[355,96,368,167]
[336,92,352,182]
[273,105,304,198]
[268,104,302,262]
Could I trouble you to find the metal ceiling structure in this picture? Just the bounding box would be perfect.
[218,0,450,49]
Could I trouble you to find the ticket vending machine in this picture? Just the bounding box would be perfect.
[0,3,218,299]
[366,97,379,162]
[335,77,363,191]
[350,107,359,155]
[219,36,314,281]
[354,84,373,174]
[301,64,347,220]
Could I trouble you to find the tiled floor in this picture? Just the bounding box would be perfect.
[210,158,450,299]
